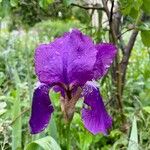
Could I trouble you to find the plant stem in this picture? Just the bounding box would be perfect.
[12,67,22,150]
[66,121,71,150]
[25,31,33,103]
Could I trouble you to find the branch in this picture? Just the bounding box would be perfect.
[109,0,114,22]
[117,28,134,39]
[113,3,126,54]
[71,3,105,11]
[102,0,110,18]
[119,36,126,55]
[102,0,126,123]
[121,13,143,93]
[121,30,138,74]
[102,0,118,42]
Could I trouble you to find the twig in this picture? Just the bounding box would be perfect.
[109,0,114,22]
[102,19,109,24]
[119,36,126,55]
[105,98,114,107]
[117,28,134,39]
[10,108,30,125]
[71,3,105,11]
[102,0,117,42]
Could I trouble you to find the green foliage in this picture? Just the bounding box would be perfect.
[12,68,22,150]
[0,1,150,149]
[0,0,91,27]
[10,0,18,7]
[0,102,7,116]
[39,0,54,9]
[142,0,150,14]
[143,106,150,114]
[128,116,138,150]
[0,0,11,18]
[25,136,61,150]
[119,0,150,16]
[33,19,81,41]
[63,0,75,6]
[141,30,150,47]
[119,0,143,16]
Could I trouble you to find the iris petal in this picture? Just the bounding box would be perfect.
[35,29,97,85]
[94,43,117,79]
[66,29,97,85]
[29,83,54,134]
[82,81,112,135]
[35,44,63,84]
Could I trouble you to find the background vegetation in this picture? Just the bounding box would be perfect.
[0,0,150,150]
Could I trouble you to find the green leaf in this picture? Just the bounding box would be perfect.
[129,8,138,19]
[142,0,150,14]
[128,116,138,150]
[49,115,59,141]
[0,102,7,116]
[133,0,143,10]
[138,23,150,31]
[50,91,60,107]
[25,136,61,150]
[141,30,150,47]
[143,106,150,114]
[63,0,75,6]
[0,109,7,116]
[10,0,18,7]
[39,0,54,9]
[0,0,11,17]
[120,0,142,15]
[120,0,133,15]
[47,0,53,3]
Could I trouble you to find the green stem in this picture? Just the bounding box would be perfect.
[25,31,33,103]
[66,121,71,150]
[12,67,22,150]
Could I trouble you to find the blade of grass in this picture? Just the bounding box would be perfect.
[25,31,33,103]
[12,67,22,150]
[127,116,138,150]
[24,31,35,143]
[49,115,59,142]
[49,92,60,142]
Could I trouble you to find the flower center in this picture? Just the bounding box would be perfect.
[60,85,82,122]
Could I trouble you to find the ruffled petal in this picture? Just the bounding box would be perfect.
[82,81,112,135]
[35,29,97,85]
[66,29,97,85]
[94,43,117,79]
[35,44,64,84]
[29,83,54,134]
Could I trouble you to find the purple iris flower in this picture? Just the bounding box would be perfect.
[29,29,117,135]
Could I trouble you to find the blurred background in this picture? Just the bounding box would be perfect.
[0,0,150,150]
